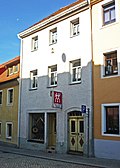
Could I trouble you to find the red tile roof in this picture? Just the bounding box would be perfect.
[0,56,20,83]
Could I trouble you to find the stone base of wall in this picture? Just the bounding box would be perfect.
[94,139,120,160]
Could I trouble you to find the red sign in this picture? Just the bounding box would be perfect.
[52,91,62,108]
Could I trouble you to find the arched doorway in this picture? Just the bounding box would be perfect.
[68,111,84,153]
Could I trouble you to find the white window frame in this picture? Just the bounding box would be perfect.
[70,18,80,37]
[48,65,57,86]
[31,36,38,51]
[50,28,57,45]
[30,69,38,89]
[7,88,14,105]
[6,122,13,139]
[103,0,116,25]
[102,103,120,137]
[0,90,3,105]
[70,59,81,84]
[99,0,118,29]
[0,122,2,137]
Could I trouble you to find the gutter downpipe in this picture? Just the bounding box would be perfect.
[89,0,95,157]
[17,36,23,148]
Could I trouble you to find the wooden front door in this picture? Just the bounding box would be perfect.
[48,113,56,147]
[69,117,84,152]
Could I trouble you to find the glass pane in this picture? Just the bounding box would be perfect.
[31,113,44,142]
[9,90,13,103]
[106,106,119,134]
[79,121,84,133]
[111,8,115,20]
[104,11,110,23]
[51,73,55,85]
[77,67,81,80]
[72,69,76,81]
[71,121,75,132]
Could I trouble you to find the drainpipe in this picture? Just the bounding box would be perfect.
[89,1,94,157]
[17,37,23,148]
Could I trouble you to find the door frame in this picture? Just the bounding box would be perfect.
[68,111,85,154]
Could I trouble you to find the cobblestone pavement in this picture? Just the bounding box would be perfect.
[0,151,98,168]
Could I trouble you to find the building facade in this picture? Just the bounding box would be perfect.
[92,0,120,159]
[0,56,20,146]
[18,0,93,156]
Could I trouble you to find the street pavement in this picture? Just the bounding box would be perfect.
[0,145,120,168]
[0,151,98,168]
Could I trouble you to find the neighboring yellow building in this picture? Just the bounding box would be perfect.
[0,56,20,146]
[91,0,120,159]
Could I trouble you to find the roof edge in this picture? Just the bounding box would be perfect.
[18,0,88,38]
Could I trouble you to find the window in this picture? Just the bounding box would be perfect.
[70,59,81,83]
[29,113,44,143]
[7,88,13,105]
[48,65,57,86]
[0,91,2,105]
[30,70,38,89]
[9,67,13,75]
[7,64,19,76]
[103,1,116,25]
[50,28,57,44]
[14,65,18,73]
[6,122,12,139]
[104,51,118,76]
[102,105,119,135]
[32,36,38,51]
[0,122,1,137]
[71,18,79,37]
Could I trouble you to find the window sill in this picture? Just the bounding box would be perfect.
[69,81,81,85]
[100,21,118,30]
[6,137,12,140]
[47,85,57,88]
[29,88,38,91]
[27,139,44,144]
[70,33,79,38]
[102,133,120,137]
[49,42,57,46]
[31,49,38,52]
[102,74,118,79]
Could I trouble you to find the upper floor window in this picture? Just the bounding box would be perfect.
[103,1,116,25]
[102,104,119,135]
[0,91,3,105]
[32,36,38,51]
[104,51,118,76]
[70,18,79,37]
[8,64,19,76]
[48,65,57,86]
[70,59,81,83]
[9,67,13,75]
[7,88,13,105]
[14,65,18,73]
[30,69,38,89]
[50,28,57,44]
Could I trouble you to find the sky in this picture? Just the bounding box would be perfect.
[0,0,76,64]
